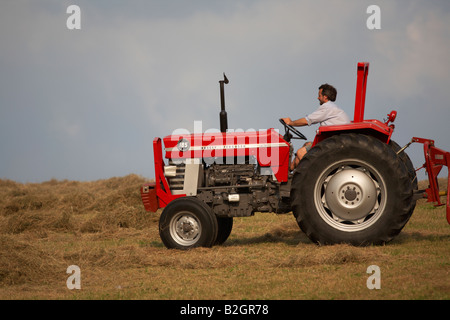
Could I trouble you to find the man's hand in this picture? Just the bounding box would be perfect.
[281,117,308,127]
[281,117,292,126]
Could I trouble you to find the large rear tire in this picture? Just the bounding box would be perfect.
[389,139,418,216]
[291,133,414,246]
[159,197,218,250]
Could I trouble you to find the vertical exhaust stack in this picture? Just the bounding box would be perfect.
[219,73,229,133]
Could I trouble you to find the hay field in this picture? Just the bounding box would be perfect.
[0,174,448,300]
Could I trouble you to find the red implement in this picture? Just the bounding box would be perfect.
[412,137,450,224]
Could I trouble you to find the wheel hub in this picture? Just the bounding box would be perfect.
[324,168,378,221]
[344,188,357,201]
[175,215,200,241]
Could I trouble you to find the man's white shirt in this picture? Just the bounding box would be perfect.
[305,101,350,126]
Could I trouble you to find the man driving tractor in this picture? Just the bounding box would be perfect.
[281,83,350,170]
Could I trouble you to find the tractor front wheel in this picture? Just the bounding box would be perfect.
[291,133,414,246]
[159,197,218,250]
[215,217,233,245]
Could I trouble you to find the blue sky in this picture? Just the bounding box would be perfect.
[1,0,449,182]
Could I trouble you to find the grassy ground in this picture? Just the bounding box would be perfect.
[0,175,448,300]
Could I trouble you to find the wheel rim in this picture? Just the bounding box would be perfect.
[169,211,202,246]
[314,159,387,232]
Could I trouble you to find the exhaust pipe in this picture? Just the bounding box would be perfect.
[219,73,229,133]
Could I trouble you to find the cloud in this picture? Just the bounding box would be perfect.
[372,4,450,100]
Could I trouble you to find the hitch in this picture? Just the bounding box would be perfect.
[407,137,450,224]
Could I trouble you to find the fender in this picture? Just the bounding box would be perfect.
[312,118,394,146]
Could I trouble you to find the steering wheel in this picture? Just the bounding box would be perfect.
[279,119,307,141]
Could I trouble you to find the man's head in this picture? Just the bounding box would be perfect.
[318,83,337,105]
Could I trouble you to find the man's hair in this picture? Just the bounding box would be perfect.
[319,84,337,102]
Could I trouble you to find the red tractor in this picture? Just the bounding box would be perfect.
[141,62,450,250]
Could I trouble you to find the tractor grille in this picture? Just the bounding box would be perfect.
[168,161,185,192]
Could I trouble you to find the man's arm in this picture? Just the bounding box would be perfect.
[281,117,308,127]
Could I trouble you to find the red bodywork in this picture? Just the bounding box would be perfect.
[141,137,185,211]
[141,62,450,224]
[163,129,290,181]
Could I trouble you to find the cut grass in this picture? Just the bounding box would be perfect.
[0,175,448,299]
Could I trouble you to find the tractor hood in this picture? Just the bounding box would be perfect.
[162,128,291,182]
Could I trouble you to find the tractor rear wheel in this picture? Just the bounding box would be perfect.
[389,139,418,216]
[159,197,218,250]
[291,133,414,246]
